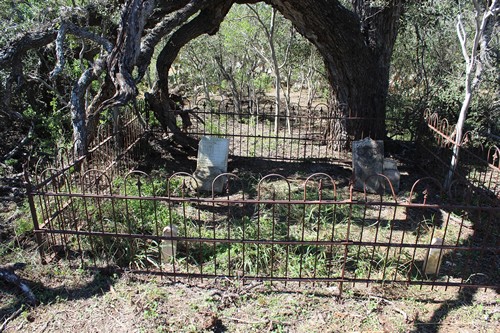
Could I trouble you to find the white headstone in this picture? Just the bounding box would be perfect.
[193,136,230,193]
[423,237,444,276]
[383,158,400,193]
[161,225,178,262]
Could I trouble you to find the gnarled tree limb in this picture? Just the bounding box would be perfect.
[97,0,155,114]
[137,0,213,81]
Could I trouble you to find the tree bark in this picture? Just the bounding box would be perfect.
[70,58,108,156]
[267,0,404,142]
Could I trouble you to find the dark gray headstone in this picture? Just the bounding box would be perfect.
[352,138,384,193]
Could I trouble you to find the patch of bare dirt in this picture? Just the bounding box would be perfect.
[1,265,498,332]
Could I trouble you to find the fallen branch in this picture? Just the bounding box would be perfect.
[0,306,24,332]
[6,211,22,224]
[0,265,36,306]
[1,123,34,161]
[222,316,268,325]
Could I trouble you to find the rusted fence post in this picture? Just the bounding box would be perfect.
[24,167,46,264]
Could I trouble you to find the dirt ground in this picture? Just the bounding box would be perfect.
[0,252,498,333]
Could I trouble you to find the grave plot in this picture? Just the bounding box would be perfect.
[25,101,499,295]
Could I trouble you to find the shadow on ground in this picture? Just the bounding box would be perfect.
[0,267,118,322]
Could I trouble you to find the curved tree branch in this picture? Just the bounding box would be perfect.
[0,28,58,69]
[50,23,67,79]
[96,0,155,114]
[137,0,212,81]
[146,1,232,147]
[156,1,233,94]
[66,22,114,53]
[70,57,108,156]
[50,20,115,80]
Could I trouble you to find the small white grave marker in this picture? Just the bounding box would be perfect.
[383,158,400,193]
[423,237,444,276]
[161,225,178,262]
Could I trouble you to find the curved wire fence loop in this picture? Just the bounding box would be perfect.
[487,145,500,167]
[257,174,291,200]
[303,173,337,200]
[81,169,113,195]
[362,173,398,202]
[167,172,199,198]
[122,170,154,196]
[211,172,244,199]
[408,177,444,205]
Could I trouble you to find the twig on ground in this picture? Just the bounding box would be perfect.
[37,318,50,333]
[222,316,267,325]
[0,307,24,332]
[369,295,409,323]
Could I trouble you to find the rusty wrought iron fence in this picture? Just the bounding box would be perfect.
[26,162,500,294]
[32,104,146,180]
[25,104,499,294]
[169,98,413,162]
[418,110,499,198]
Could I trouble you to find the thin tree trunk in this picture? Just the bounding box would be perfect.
[215,55,242,114]
[444,0,498,190]
[268,9,281,134]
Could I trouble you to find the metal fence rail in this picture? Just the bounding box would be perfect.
[170,98,413,162]
[418,110,499,198]
[27,165,500,294]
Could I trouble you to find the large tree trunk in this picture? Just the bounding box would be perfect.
[268,0,403,143]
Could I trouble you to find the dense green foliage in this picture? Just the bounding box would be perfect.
[389,1,499,140]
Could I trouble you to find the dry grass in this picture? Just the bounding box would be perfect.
[1,253,499,332]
